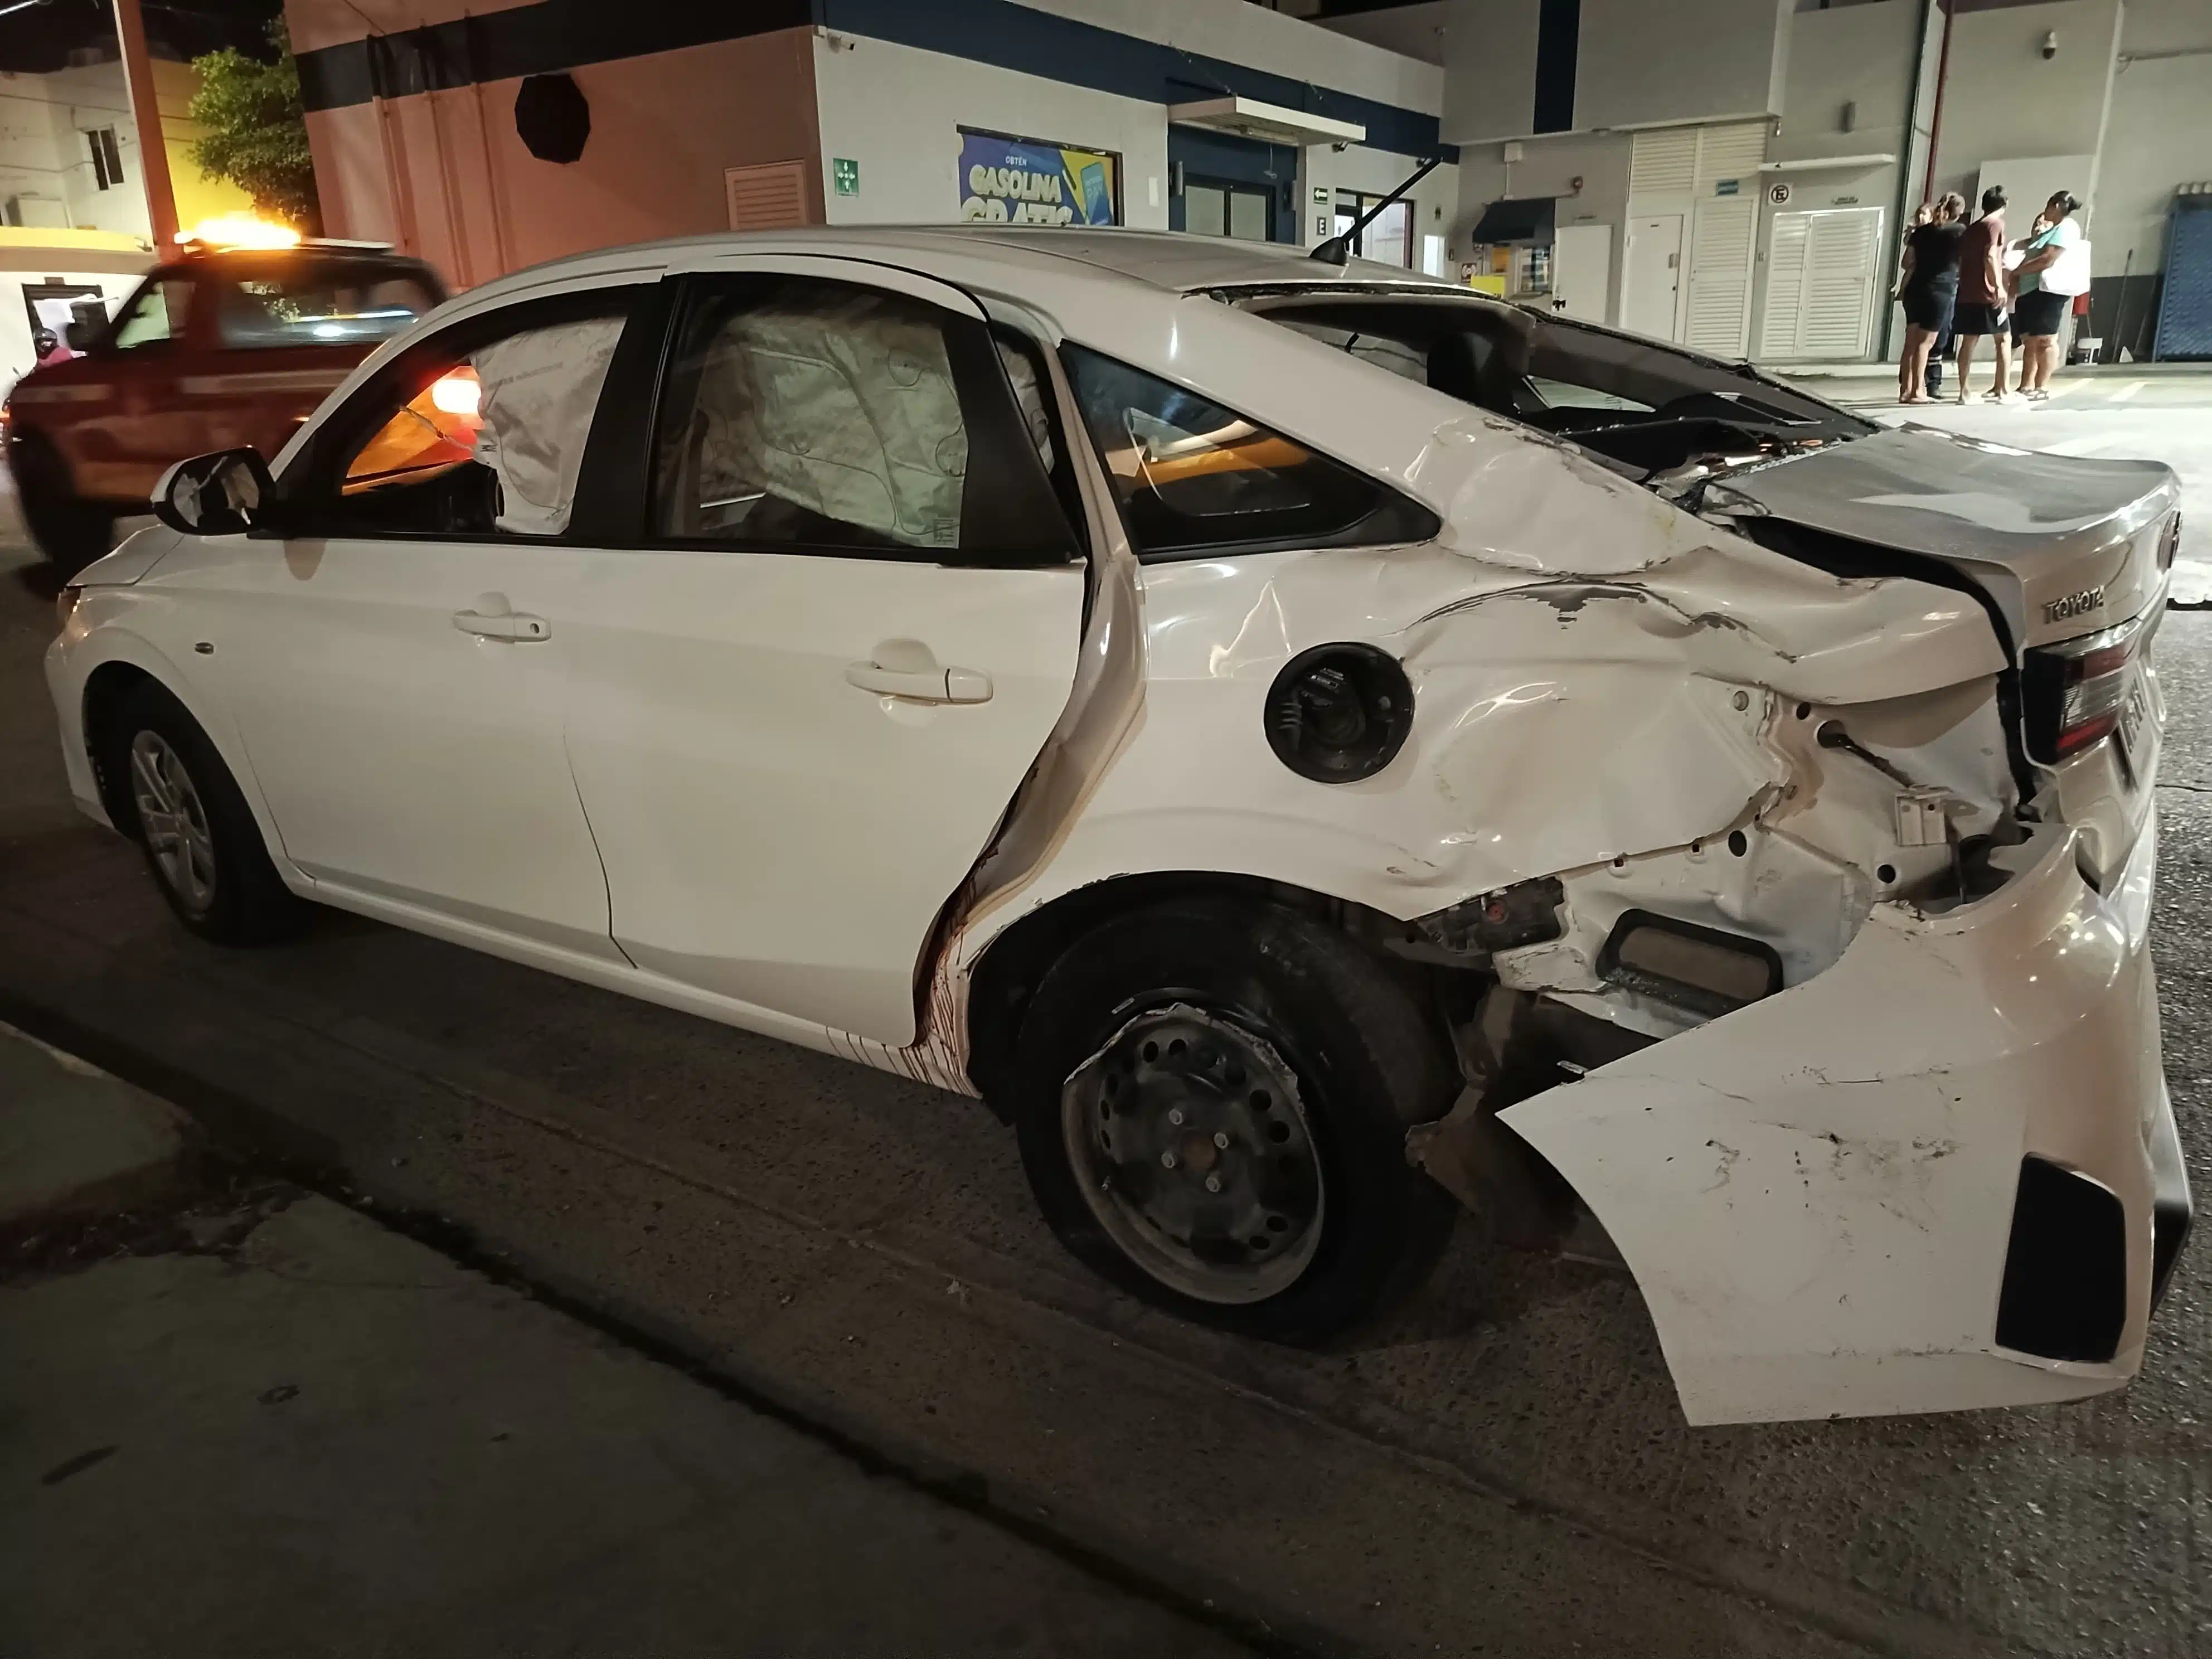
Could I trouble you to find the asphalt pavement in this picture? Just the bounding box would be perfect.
[5,392,2212,1656]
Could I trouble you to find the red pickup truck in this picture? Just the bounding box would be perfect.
[7,238,444,573]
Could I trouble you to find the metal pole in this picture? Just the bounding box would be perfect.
[113,0,180,250]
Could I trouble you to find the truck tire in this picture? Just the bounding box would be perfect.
[11,430,114,576]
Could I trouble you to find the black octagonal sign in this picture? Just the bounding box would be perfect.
[515,72,590,164]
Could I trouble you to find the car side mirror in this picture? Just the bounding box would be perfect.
[64,320,98,351]
[153,448,278,536]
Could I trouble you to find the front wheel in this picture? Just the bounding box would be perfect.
[101,682,306,945]
[1011,898,1460,1342]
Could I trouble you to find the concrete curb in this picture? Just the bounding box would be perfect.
[0,1022,187,1227]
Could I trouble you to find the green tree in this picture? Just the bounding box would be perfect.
[187,21,318,229]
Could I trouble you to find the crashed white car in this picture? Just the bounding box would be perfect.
[45,227,2189,1424]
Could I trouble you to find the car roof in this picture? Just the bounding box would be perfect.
[856,226,1461,293]
[472,223,1463,302]
[297,224,1521,511]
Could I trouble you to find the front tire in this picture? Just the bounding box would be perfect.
[101,682,304,944]
[1011,897,1459,1343]
[11,431,113,576]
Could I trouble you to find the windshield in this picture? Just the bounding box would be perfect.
[210,258,440,349]
[1230,290,1874,483]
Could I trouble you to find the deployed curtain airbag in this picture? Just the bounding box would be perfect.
[471,316,625,535]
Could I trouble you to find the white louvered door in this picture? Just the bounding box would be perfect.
[1628,122,1769,346]
[1758,207,1885,360]
[1760,212,1811,357]
[1685,195,1757,356]
[1801,207,1884,357]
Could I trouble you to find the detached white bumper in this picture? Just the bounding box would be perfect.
[1501,817,2188,1426]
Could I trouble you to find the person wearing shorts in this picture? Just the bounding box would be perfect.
[1894,193,1964,404]
[1951,187,2009,400]
[2010,192,2085,400]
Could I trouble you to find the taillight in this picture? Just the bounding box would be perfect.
[2158,511,2181,572]
[2021,608,2154,764]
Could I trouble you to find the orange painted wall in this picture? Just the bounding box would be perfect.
[301,28,823,290]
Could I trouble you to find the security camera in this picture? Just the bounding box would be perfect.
[2042,30,2058,59]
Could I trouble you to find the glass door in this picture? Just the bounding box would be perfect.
[1332,193,1413,266]
[1185,178,1275,242]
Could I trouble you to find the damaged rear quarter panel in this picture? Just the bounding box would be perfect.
[973,480,2005,941]
[939,263,2006,964]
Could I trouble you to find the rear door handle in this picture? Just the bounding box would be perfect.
[453,609,549,642]
[845,657,993,704]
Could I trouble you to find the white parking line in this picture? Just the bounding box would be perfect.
[2041,379,2085,398]
[2108,381,2146,402]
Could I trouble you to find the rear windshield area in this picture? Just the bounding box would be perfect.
[1230,290,1874,481]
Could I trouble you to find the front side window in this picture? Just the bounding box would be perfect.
[1061,343,1435,559]
[654,280,974,552]
[305,305,627,538]
[215,263,440,349]
[110,277,195,350]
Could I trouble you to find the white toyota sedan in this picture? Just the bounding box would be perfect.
[45,226,2189,1425]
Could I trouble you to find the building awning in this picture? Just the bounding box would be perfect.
[1468,197,1556,244]
[1167,97,1366,147]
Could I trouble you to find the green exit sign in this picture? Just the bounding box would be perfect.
[832,157,859,196]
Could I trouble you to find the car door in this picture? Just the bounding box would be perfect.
[560,258,1089,1047]
[70,269,207,502]
[199,282,649,961]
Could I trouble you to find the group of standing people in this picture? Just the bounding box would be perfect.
[1895,187,2087,404]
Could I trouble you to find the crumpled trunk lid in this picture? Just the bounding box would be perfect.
[1716,426,2178,649]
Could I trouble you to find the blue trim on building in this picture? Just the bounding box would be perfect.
[1532,0,1579,135]
[821,0,1453,162]
[296,0,1453,163]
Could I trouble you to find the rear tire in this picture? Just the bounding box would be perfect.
[11,431,113,576]
[1011,897,1459,1343]
[100,681,305,945]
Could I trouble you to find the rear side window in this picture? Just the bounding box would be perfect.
[649,275,1076,564]
[1061,343,1437,559]
[657,283,968,550]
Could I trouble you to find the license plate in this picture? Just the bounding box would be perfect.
[2117,675,2151,762]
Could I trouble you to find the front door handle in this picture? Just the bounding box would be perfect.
[453,608,549,642]
[845,640,992,704]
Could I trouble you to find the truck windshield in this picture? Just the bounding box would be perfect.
[212,260,440,349]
